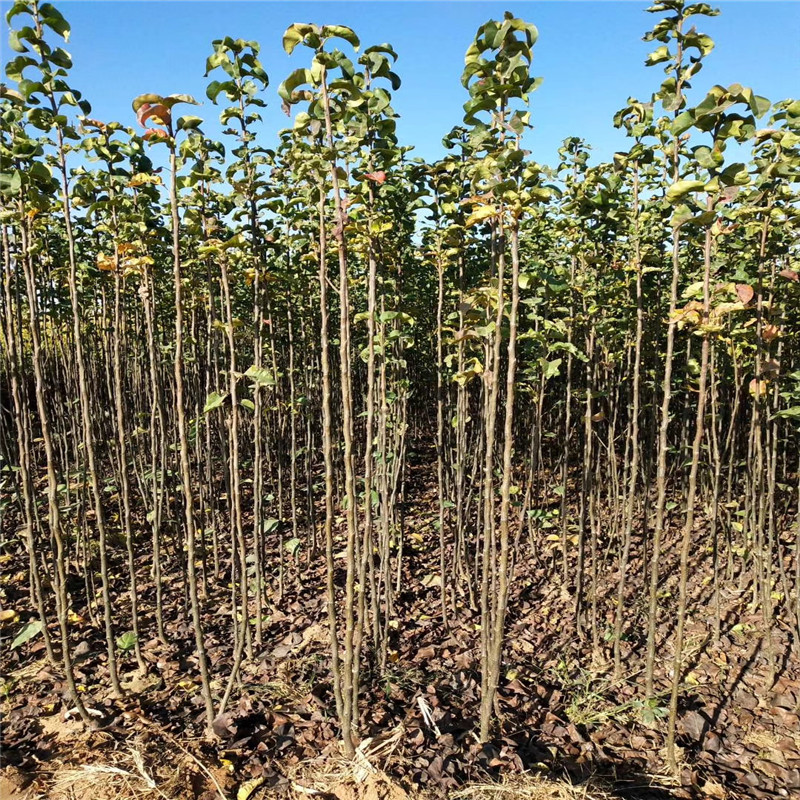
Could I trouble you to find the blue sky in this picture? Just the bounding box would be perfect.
[3,1,799,167]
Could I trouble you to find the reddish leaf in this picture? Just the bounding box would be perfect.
[365,171,387,185]
[135,103,153,126]
[779,268,798,282]
[137,102,171,128]
[736,284,754,304]
[762,323,780,342]
[143,128,169,142]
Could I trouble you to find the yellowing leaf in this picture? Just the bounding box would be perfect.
[238,777,266,800]
[128,173,162,187]
[666,179,705,203]
[96,253,116,271]
[465,204,498,227]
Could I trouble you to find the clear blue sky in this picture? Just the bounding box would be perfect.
[3,1,799,167]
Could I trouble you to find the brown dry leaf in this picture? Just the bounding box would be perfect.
[763,358,780,379]
[735,283,754,304]
[702,778,727,799]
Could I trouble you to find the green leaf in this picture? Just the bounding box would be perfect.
[205,50,231,76]
[8,29,27,53]
[116,631,137,651]
[132,93,163,113]
[719,162,749,187]
[206,80,222,102]
[645,45,671,66]
[282,23,314,55]
[244,365,276,386]
[284,537,302,556]
[323,25,360,50]
[683,31,715,58]
[539,357,562,380]
[164,93,199,108]
[40,3,70,40]
[49,47,72,69]
[666,179,706,203]
[671,110,695,136]
[278,68,313,104]
[774,407,800,421]
[206,80,237,103]
[5,55,36,83]
[744,90,770,118]
[691,145,721,170]
[6,1,29,26]
[0,169,22,195]
[11,619,43,649]
[203,391,227,413]
[177,115,203,131]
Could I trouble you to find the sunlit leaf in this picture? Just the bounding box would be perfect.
[11,620,43,649]
[203,391,227,413]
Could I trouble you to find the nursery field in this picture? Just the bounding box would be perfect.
[1,1,799,799]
